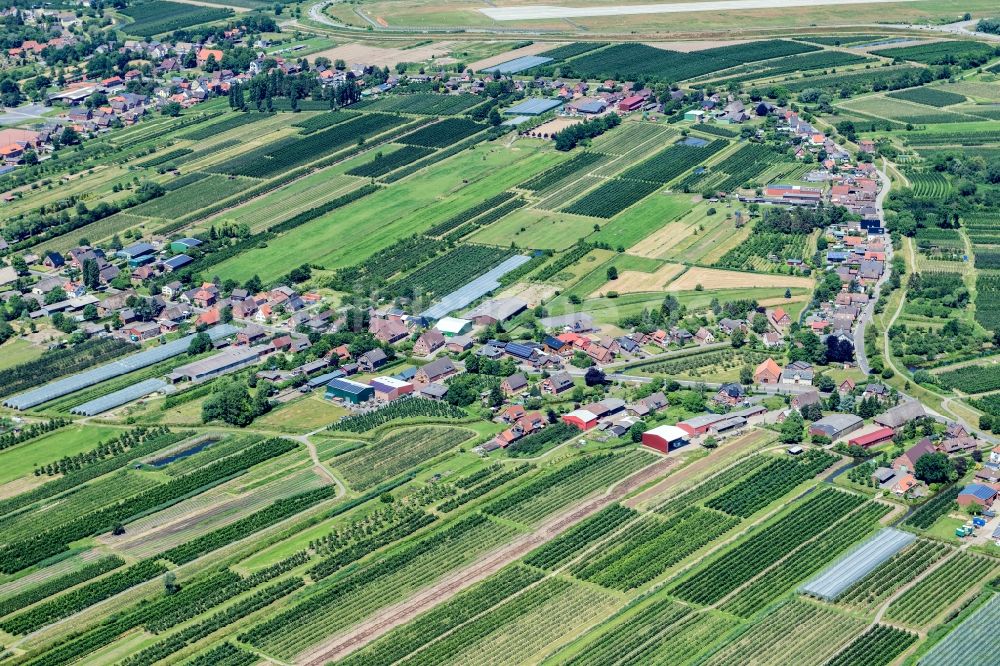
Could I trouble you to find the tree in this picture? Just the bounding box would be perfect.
[161,101,182,117]
[11,255,28,275]
[730,327,746,348]
[629,421,648,443]
[221,305,233,324]
[488,107,502,127]
[914,452,954,484]
[606,266,618,280]
[187,332,212,355]
[584,367,606,386]
[45,287,67,305]
[163,571,179,595]
[817,374,836,393]
[83,303,99,321]
[740,366,753,385]
[703,435,719,449]
[779,411,804,443]
[202,379,261,426]
[751,313,769,334]
[82,258,100,289]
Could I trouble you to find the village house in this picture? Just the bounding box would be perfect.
[753,358,782,385]
[541,371,574,395]
[413,329,445,357]
[414,357,456,385]
[501,373,528,396]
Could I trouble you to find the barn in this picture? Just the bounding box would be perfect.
[642,425,689,453]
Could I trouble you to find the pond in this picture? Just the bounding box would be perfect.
[149,439,219,468]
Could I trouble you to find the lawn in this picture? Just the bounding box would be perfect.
[0,424,120,485]
[469,207,600,250]
[924,514,966,544]
[212,143,563,283]
[255,396,350,433]
[0,339,44,371]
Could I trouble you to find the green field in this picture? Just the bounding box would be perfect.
[212,143,563,282]
[0,424,120,486]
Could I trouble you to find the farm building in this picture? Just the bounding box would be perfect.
[801,528,915,602]
[167,347,260,384]
[325,378,374,404]
[169,237,203,253]
[874,401,925,431]
[958,483,998,509]
[370,376,414,402]
[562,398,625,431]
[676,412,728,437]
[642,425,688,453]
[618,94,645,112]
[465,297,527,326]
[434,316,473,337]
[753,358,781,384]
[848,427,896,449]
[808,414,863,440]
[415,357,457,385]
[893,438,936,474]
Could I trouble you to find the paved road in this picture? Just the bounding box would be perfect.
[0,103,50,127]
[854,164,893,375]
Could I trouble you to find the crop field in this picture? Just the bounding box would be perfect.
[355,93,482,115]
[871,40,995,65]
[826,625,917,666]
[240,515,522,660]
[884,553,997,627]
[711,50,871,85]
[838,539,952,611]
[345,145,436,178]
[400,118,485,148]
[887,87,967,107]
[589,122,676,156]
[713,227,813,272]
[936,363,1000,393]
[672,489,865,605]
[618,139,728,185]
[562,40,818,82]
[562,178,662,218]
[484,451,655,526]
[782,65,927,93]
[975,274,1000,332]
[701,599,865,666]
[909,172,953,198]
[120,0,231,37]
[921,593,1000,666]
[333,426,473,490]
[572,507,739,590]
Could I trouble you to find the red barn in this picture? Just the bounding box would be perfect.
[618,95,645,112]
[848,427,895,449]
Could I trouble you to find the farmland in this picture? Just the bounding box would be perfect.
[4,21,1000,665]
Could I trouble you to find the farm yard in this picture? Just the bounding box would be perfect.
[3,16,1000,666]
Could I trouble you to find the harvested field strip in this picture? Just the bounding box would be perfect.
[667,266,813,291]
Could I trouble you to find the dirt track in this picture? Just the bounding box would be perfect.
[296,457,675,665]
